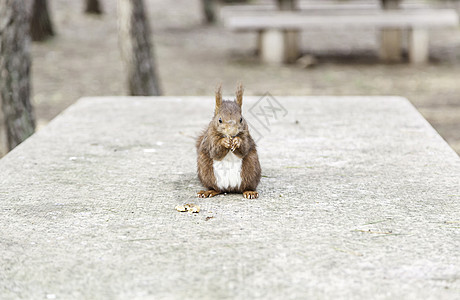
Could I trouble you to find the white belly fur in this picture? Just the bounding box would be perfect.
[213,152,242,190]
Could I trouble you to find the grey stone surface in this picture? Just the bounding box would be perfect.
[0,96,459,299]
[225,10,460,31]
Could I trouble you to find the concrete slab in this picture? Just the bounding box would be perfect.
[0,96,459,299]
[225,10,460,31]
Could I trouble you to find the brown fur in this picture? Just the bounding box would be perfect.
[214,84,222,116]
[196,84,261,198]
[235,82,243,107]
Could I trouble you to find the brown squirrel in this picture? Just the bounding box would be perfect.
[196,84,261,199]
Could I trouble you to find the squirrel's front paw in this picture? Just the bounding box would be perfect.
[220,137,232,149]
[231,137,242,151]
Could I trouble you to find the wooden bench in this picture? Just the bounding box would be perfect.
[223,9,459,64]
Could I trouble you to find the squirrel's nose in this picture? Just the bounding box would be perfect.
[224,120,238,136]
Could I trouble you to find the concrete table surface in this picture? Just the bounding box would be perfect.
[0,96,459,299]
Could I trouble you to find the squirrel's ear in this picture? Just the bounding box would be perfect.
[236,83,243,108]
[215,84,222,115]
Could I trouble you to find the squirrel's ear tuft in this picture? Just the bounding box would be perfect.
[236,83,243,107]
[215,84,222,115]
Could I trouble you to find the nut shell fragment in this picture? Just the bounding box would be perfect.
[175,203,200,213]
[175,205,187,212]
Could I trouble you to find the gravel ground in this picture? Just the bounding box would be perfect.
[31,0,460,153]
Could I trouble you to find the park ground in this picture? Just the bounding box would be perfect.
[31,0,460,153]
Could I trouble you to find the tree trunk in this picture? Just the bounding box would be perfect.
[202,0,216,24]
[381,0,402,9]
[30,0,54,42]
[277,0,297,11]
[85,0,103,14]
[0,0,36,152]
[0,97,7,157]
[118,0,161,96]
[276,0,299,63]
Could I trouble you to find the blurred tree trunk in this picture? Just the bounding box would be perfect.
[30,0,54,42]
[202,0,216,23]
[277,0,297,11]
[381,0,402,9]
[85,0,103,14]
[118,0,161,96]
[0,98,6,156]
[0,0,36,152]
[276,0,299,63]
[201,0,250,24]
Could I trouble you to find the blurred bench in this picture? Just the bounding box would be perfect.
[224,9,459,64]
[220,0,431,18]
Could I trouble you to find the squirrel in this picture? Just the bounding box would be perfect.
[196,84,261,199]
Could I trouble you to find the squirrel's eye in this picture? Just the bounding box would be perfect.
[240,117,243,123]
[218,118,222,123]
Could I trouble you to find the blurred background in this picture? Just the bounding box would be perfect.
[1,0,459,156]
